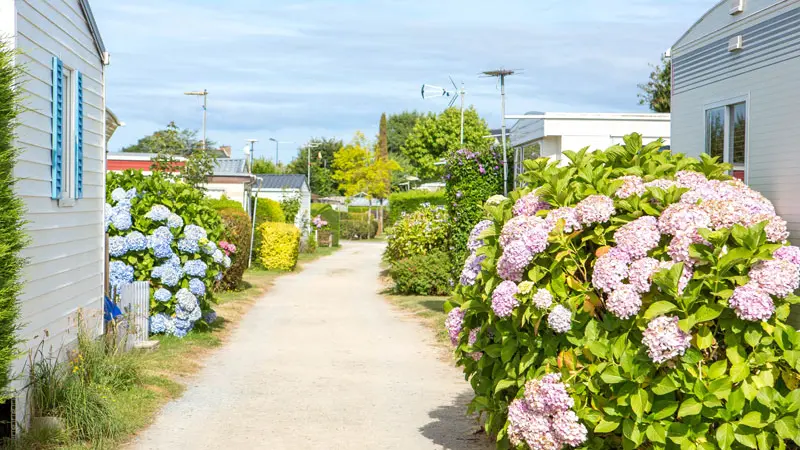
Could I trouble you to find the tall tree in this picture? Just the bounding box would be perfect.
[378,113,389,160]
[251,157,281,174]
[121,121,216,154]
[401,106,491,180]
[638,55,672,113]
[386,110,424,155]
[143,122,217,189]
[286,137,343,196]
[332,132,371,197]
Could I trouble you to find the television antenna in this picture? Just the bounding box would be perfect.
[481,68,521,195]
[421,76,466,145]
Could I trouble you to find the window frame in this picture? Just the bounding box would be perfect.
[703,94,749,183]
[57,65,77,207]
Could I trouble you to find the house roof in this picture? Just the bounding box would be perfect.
[214,159,248,176]
[78,0,108,63]
[254,174,307,190]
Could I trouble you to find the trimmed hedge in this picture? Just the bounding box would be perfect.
[252,198,285,267]
[257,222,300,271]
[389,251,451,296]
[206,196,245,211]
[213,207,252,290]
[340,219,378,240]
[388,190,446,224]
[311,203,340,247]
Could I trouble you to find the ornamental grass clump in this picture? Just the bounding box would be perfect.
[448,134,800,449]
[106,171,229,337]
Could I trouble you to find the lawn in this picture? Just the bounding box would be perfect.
[14,246,339,450]
[384,295,450,347]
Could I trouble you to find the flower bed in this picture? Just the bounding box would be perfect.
[106,171,230,337]
[448,135,800,449]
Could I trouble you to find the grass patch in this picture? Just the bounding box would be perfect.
[384,295,450,346]
[13,245,341,449]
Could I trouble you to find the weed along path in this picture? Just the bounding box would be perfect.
[129,241,491,450]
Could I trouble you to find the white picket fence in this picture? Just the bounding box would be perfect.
[115,281,150,350]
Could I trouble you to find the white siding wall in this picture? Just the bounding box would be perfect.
[255,187,312,232]
[205,182,248,208]
[10,0,105,396]
[672,0,800,237]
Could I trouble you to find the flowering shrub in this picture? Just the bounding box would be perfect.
[312,215,328,229]
[388,190,447,224]
[448,135,800,449]
[388,251,451,296]
[445,147,504,276]
[211,207,249,291]
[311,203,340,247]
[385,204,448,263]
[106,170,228,337]
[258,222,300,271]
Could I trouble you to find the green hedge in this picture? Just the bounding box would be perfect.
[0,41,23,400]
[389,251,451,296]
[257,222,300,271]
[311,204,340,247]
[213,207,252,290]
[205,196,245,211]
[340,219,378,240]
[251,198,285,266]
[388,190,446,224]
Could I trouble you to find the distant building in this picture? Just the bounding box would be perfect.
[253,174,311,230]
[671,0,800,236]
[508,112,671,183]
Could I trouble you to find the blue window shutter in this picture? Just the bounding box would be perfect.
[51,56,64,200]
[75,71,84,198]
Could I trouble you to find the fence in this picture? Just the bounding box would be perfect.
[116,281,150,349]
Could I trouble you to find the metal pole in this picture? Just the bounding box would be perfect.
[500,75,508,195]
[275,141,279,166]
[202,90,208,151]
[460,82,465,146]
[307,145,311,188]
[248,177,264,268]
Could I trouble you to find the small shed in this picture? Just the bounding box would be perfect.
[253,174,311,231]
[204,159,253,209]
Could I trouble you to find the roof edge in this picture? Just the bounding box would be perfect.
[78,0,107,63]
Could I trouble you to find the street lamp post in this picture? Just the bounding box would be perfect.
[306,142,321,190]
[184,90,208,150]
[269,138,293,166]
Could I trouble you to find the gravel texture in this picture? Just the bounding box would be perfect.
[129,241,491,450]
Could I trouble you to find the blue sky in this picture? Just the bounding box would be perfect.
[93,0,716,162]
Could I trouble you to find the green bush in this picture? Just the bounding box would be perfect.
[389,251,451,296]
[0,41,23,400]
[445,147,504,276]
[448,134,800,449]
[388,190,446,224]
[384,204,448,263]
[251,198,285,267]
[280,190,302,224]
[311,203,340,247]
[213,207,252,290]
[341,219,378,240]
[258,222,300,271]
[205,195,244,211]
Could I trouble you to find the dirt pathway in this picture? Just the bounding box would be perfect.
[129,241,491,450]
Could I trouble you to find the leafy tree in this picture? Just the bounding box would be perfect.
[378,113,388,160]
[638,54,671,113]
[332,132,371,197]
[251,157,282,174]
[401,106,491,180]
[286,138,343,196]
[387,110,424,155]
[121,121,215,154]
[145,122,218,190]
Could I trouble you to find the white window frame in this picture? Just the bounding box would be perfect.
[58,66,76,207]
[703,94,750,183]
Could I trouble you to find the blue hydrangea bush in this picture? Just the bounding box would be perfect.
[106,170,229,337]
[447,135,800,449]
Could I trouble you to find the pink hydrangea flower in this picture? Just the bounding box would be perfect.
[492,281,520,318]
[514,191,550,217]
[628,257,659,293]
[468,328,482,361]
[592,248,631,293]
[547,305,572,334]
[642,315,692,364]
[551,411,589,447]
[749,259,800,298]
[658,203,711,236]
[667,231,708,264]
[500,216,551,254]
[575,195,615,225]
[467,220,493,252]
[545,207,582,233]
[606,284,642,319]
[774,246,800,266]
[532,288,554,310]
[445,307,465,346]
[497,240,533,282]
[614,216,661,259]
[615,175,646,199]
[644,179,676,191]
[729,283,775,322]
[675,170,709,189]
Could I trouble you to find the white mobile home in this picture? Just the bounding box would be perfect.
[253,174,312,231]
[671,0,800,236]
[1,0,108,425]
[508,112,671,181]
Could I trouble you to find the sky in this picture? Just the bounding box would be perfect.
[93,0,717,163]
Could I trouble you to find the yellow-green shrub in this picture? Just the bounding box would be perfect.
[258,222,300,271]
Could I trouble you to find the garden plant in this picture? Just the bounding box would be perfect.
[447,134,800,450]
[106,170,231,337]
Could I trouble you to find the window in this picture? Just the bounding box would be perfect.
[705,101,747,181]
[61,68,75,203]
[51,56,84,204]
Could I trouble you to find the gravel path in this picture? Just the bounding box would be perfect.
[129,241,491,450]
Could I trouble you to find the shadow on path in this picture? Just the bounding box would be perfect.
[419,391,494,450]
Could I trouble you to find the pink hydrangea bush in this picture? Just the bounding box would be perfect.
[446,135,800,449]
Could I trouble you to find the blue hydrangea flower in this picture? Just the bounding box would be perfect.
[109,261,134,288]
[222,255,232,269]
[215,272,223,282]
[104,203,113,231]
[167,213,184,229]
[202,241,217,255]
[212,249,224,264]
[151,265,164,279]
[149,313,170,334]
[184,225,207,241]
[175,289,199,320]
[203,310,218,324]
[145,205,171,222]
[178,238,199,254]
[151,240,174,259]
[189,307,202,322]
[125,188,137,200]
[189,278,206,297]
[126,231,147,252]
[110,208,132,231]
[111,188,127,203]
[108,236,129,257]
[115,198,132,212]
[184,260,208,278]
[154,288,172,302]
[160,264,183,287]
[151,226,174,243]
[171,322,190,338]
[168,255,182,267]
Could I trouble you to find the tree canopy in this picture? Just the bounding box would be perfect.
[286,137,343,196]
[638,55,671,113]
[140,122,217,189]
[332,132,398,199]
[387,110,424,156]
[400,106,491,180]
